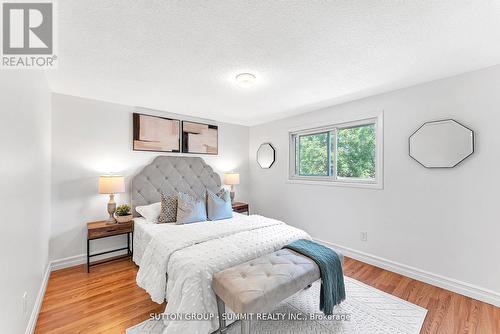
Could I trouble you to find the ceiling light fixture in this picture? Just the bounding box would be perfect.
[235,73,256,87]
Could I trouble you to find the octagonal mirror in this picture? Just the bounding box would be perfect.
[257,143,276,169]
[409,119,474,168]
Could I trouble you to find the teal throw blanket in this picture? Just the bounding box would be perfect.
[284,239,345,315]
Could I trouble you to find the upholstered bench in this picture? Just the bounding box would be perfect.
[212,248,343,334]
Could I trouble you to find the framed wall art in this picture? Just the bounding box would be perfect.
[182,121,218,155]
[133,113,180,152]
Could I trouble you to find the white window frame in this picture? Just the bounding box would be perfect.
[288,115,383,189]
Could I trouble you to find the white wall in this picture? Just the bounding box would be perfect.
[249,65,500,299]
[0,72,51,333]
[50,94,250,262]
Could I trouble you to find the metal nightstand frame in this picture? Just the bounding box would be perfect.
[87,231,133,273]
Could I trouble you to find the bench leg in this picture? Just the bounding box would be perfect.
[241,320,250,334]
[216,296,226,333]
[241,319,250,334]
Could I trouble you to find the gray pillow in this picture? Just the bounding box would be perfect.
[158,193,177,224]
[207,189,233,221]
[176,192,207,224]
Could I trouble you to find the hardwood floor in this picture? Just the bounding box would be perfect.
[35,259,164,334]
[35,257,499,334]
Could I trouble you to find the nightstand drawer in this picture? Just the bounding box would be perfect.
[232,202,249,215]
[233,206,248,213]
[87,221,133,239]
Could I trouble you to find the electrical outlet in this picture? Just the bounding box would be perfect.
[360,232,368,242]
[22,292,28,315]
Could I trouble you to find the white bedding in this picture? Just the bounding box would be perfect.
[133,217,161,265]
[133,213,247,266]
[135,214,310,334]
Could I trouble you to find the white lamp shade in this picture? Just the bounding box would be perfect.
[223,173,240,185]
[99,175,125,194]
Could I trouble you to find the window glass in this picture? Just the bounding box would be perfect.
[336,124,376,179]
[298,132,329,176]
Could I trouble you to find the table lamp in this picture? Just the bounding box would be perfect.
[99,175,125,223]
[223,173,240,203]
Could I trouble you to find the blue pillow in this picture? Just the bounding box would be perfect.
[207,189,233,221]
[176,193,207,224]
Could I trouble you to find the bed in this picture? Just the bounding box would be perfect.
[131,156,310,334]
[132,213,247,266]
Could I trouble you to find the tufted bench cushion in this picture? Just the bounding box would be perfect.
[213,248,343,315]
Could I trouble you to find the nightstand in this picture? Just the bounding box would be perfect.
[86,220,134,272]
[232,202,249,215]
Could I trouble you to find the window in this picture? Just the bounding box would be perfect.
[297,132,330,176]
[289,117,383,188]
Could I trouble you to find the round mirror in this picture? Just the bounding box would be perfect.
[257,143,276,169]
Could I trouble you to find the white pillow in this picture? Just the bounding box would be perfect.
[135,202,161,223]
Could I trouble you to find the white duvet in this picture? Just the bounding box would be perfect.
[136,214,310,334]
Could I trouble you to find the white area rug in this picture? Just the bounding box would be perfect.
[127,277,427,334]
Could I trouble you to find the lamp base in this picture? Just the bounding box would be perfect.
[230,185,236,203]
[230,191,235,203]
[107,194,117,224]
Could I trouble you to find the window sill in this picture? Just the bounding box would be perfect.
[286,178,383,190]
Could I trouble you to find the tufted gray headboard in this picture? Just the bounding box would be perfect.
[131,156,222,216]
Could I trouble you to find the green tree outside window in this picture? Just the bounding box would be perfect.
[298,132,329,176]
[337,124,376,178]
[295,124,376,179]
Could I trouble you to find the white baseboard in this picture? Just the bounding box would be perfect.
[50,253,86,271]
[50,247,129,271]
[315,238,500,307]
[25,263,51,334]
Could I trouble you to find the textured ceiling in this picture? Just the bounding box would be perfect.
[47,1,500,125]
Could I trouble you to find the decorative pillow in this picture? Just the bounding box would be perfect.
[176,193,207,224]
[207,189,233,221]
[135,202,161,223]
[158,193,177,224]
